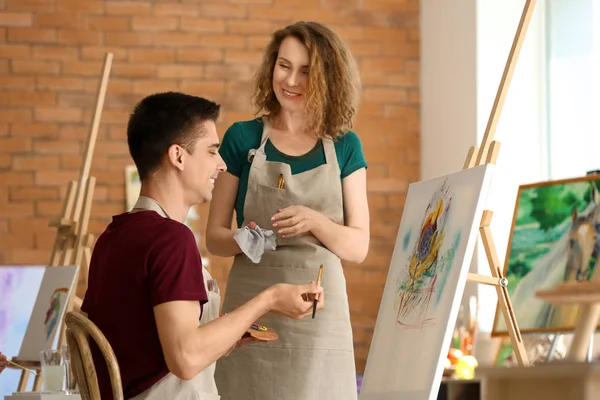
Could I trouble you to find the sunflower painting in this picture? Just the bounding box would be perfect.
[360,164,495,400]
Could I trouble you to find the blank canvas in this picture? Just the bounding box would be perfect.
[359,164,495,400]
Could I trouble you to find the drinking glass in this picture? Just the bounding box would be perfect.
[62,344,77,394]
[40,348,65,393]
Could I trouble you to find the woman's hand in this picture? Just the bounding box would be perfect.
[271,206,324,238]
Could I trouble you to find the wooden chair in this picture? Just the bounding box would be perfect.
[64,311,124,400]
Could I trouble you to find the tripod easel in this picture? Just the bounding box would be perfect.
[11,52,114,392]
[460,0,539,367]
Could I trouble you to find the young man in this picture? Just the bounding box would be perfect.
[81,92,324,400]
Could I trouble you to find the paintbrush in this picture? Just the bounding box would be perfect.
[312,265,323,319]
[8,359,38,376]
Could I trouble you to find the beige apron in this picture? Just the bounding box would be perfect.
[214,118,358,400]
[129,196,221,400]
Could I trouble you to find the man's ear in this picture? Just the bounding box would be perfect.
[167,144,185,171]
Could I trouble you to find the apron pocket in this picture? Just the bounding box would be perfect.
[249,183,286,228]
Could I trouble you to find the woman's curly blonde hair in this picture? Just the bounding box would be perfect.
[251,21,361,140]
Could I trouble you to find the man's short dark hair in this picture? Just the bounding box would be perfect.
[127,91,221,181]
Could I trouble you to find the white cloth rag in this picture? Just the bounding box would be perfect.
[233,224,277,264]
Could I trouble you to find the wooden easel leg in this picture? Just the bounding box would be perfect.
[17,371,29,391]
[33,374,42,392]
[567,303,600,362]
[479,211,530,366]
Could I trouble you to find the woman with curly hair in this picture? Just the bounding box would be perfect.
[207,21,369,400]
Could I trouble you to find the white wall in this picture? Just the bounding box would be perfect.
[421,0,549,364]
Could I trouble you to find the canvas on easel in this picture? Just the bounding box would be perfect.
[17,266,79,362]
[359,165,495,400]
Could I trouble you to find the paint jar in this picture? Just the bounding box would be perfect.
[40,348,65,393]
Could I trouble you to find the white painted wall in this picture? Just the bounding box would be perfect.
[421,0,549,365]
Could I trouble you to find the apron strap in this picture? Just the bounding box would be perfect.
[132,196,170,219]
[322,137,339,174]
[247,117,272,164]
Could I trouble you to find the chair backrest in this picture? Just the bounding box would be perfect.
[65,311,124,400]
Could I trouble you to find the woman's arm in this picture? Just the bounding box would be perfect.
[205,171,243,257]
[273,168,370,263]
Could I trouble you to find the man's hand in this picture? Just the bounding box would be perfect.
[0,352,8,373]
[271,206,324,238]
[267,281,324,319]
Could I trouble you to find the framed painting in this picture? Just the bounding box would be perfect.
[492,174,600,336]
[359,164,495,400]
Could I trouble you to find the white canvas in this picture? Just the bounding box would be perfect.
[359,164,495,400]
[17,266,79,362]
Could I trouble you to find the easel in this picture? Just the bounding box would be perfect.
[536,281,600,362]
[460,0,539,367]
[11,52,114,392]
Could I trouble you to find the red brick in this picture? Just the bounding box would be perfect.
[0,12,32,26]
[199,34,246,49]
[7,27,56,43]
[12,155,60,170]
[33,140,80,154]
[129,49,175,63]
[0,137,31,152]
[0,109,32,123]
[32,45,79,61]
[105,1,151,15]
[35,108,83,123]
[153,3,199,16]
[62,61,116,77]
[177,48,223,63]
[0,232,34,248]
[37,76,85,91]
[248,6,293,21]
[11,60,60,75]
[132,16,178,31]
[157,65,203,79]
[33,12,85,29]
[11,186,59,200]
[0,154,10,168]
[0,44,31,58]
[224,50,263,65]
[205,64,253,80]
[35,200,63,217]
[180,81,226,98]
[0,172,34,186]
[56,0,104,13]
[5,0,53,12]
[112,64,157,79]
[34,170,78,186]
[200,4,247,18]
[105,31,153,46]
[133,79,180,95]
[9,91,56,107]
[57,29,103,45]
[87,16,131,31]
[10,123,58,138]
[180,18,226,33]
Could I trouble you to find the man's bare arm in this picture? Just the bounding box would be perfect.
[154,282,323,380]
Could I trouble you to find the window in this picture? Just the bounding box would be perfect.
[545,0,600,179]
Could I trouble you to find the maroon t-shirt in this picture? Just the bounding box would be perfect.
[81,210,208,399]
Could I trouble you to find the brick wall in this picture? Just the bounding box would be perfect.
[0,0,419,374]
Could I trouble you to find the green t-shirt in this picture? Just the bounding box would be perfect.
[219,117,368,227]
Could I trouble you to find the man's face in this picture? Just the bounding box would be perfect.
[181,120,226,205]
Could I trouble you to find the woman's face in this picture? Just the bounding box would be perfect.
[272,36,310,113]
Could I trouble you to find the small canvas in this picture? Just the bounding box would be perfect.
[359,164,494,400]
[17,265,79,361]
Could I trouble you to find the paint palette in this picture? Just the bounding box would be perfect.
[243,323,279,341]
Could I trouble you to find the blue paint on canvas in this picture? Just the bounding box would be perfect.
[0,266,45,396]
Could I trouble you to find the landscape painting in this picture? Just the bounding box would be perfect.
[359,164,495,400]
[492,175,600,336]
